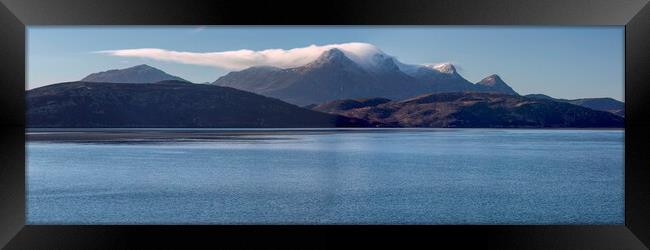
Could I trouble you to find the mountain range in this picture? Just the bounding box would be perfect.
[213,47,518,106]
[26,43,624,128]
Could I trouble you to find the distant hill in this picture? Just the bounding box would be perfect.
[81,64,188,83]
[525,94,624,117]
[213,45,519,106]
[313,92,624,128]
[475,74,518,95]
[26,81,370,128]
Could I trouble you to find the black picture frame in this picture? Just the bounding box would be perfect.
[1,0,649,248]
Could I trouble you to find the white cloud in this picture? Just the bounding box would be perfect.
[95,42,386,71]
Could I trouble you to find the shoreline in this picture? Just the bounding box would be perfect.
[26,127,625,143]
[27,127,625,132]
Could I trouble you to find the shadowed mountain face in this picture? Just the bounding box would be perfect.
[213,48,519,106]
[525,94,624,117]
[313,92,624,128]
[26,81,371,128]
[81,64,188,83]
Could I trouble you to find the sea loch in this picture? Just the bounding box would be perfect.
[27,129,624,224]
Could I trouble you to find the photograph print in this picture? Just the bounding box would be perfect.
[26,26,624,224]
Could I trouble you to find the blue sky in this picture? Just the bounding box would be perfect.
[28,26,624,100]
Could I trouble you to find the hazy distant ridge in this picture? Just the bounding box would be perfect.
[81,64,188,83]
[313,93,624,128]
[525,94,624,117]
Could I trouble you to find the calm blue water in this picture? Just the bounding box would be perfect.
[27,129,624,224]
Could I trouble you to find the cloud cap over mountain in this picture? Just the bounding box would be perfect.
[96,42,398,70]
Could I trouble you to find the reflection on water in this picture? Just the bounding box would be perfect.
[27,128,624,224]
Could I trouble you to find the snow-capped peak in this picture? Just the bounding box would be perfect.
[323,43,396,71]
[427,63,457,74]
[306,48,357,68]
[325,43,383,64]
[395,62,461,77]
[485,74,501,80]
